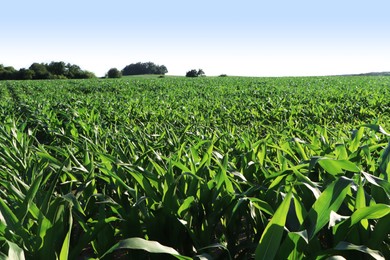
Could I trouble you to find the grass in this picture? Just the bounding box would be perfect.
[0,76,389,259]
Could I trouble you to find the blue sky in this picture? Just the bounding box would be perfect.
[1,0,389,76]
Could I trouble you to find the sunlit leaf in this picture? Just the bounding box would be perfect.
[334,241,385,260]
[255,190,293,260]
[101,237,192,259]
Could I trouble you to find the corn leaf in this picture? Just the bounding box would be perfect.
[100,237,192,259]
[318,158,360,175]
[59,206,73,260]
[255,190,293,260]
[350,204,390,226]
[362,171,390,198]
[7,241,25,260]
[334,241,385,260]
[304,177,351,240]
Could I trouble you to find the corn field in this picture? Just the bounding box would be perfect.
[0,76,389,259]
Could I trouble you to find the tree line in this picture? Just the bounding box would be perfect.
[0,62,96,80]
[1,61,211,80]
[122,62,168,76]
[106,62,168,78]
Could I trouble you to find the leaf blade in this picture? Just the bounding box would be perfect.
[255,190,293,260]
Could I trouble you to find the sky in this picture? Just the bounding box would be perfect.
[1,0,389,77]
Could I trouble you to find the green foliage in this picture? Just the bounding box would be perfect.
[47,61,66,76]
[186,69,205,77]
[0,76,389,259]
[106,68,122,78]
[122,62,168,76]
[18,68,35,80]
[29,63,51,79]
[0,65,18,80]
[0,62,95,81]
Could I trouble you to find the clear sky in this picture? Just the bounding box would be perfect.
[1,0,389,77]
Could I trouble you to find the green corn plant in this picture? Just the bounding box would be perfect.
[0,76,390,259]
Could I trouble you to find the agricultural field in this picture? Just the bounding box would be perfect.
[0,76,389,259]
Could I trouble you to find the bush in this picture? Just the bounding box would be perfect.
[107,68,122,78]
[186,69,198,77]
[122,62,168,76]
[18,69,35,80]
[186,69,205,77]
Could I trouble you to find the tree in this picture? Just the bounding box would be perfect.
[47,61,66,76]
[122,62,168,75]
[197,69,205,77]
[18,69,35,80]
[186,69,205,77]
[65,63,82,78]
[64,63,95,79]
[75,70,96,79]
[186,69,198,77]
[0,61,95,81]
[29,63,51,79]
[107,68,122,78]
[158,65,168,75]
[0,66,18,80]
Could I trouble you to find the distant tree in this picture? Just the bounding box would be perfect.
[145,62,156,74]
[29,63,51,79]
[186,69,205,77]
[76,70,96,79]
[47,61,66,76]
[158,65,168,75]
[123,62,141,75]
[122,62,168,75]
[65,63,82,78]
[18,68,35,80]
[197,69,205,77]
[64,63,95,79]
[107,68,122,78]
[186,69,198,77]
[0,65,18,80]
[0,61,95,81]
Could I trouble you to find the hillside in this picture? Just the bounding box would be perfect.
[349,71,390,76]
